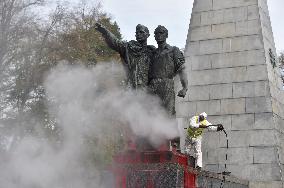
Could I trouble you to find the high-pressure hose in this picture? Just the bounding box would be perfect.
[218,128,230,188]
[207,126,231,188]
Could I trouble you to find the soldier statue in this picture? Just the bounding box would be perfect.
[149,25,188,117]
[95,23,155,90]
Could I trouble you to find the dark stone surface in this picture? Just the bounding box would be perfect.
[148,25,188,117]
[195,168,249,188]
[124,163,184,188]
[95,24,188,117]
[111,163,249,188]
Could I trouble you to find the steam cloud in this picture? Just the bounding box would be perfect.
[0,62,180,188]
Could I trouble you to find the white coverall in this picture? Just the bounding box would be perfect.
[184,116,217,168]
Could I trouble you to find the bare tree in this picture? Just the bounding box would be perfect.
[0,0,44,72]
[1,0,121,136]
[0,0,44,120]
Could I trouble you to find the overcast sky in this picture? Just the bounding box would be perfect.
[101,0,284,53]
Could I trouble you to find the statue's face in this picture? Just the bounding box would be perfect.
[135,28,149,42]
[154,30,168,43]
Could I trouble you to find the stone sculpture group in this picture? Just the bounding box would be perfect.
[95,23,188,117]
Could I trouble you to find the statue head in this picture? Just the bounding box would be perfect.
[154,25,168,44]
[135,24,150,43]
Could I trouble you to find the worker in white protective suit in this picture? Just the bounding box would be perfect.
[184,112,224,169]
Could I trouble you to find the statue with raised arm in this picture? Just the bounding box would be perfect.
[95,23,155,90]
[149,25,188,117]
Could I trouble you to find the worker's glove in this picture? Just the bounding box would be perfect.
[217,124,224,131]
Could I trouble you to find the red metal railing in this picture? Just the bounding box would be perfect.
[112,149,196,188]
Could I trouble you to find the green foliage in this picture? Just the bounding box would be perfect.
[47,4,122,65]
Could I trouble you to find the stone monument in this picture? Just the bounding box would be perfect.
[149,25,188,117]
[95,23,155,90]
[179,0,284,187]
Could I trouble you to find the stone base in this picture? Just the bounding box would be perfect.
[249,181,283,188]
[111,150,249,187]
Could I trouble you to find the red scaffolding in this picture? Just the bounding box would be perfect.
[112,148,197,188]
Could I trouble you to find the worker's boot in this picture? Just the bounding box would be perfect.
[188,156,195,168]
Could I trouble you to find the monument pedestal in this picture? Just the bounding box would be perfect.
[112,149,196,188]
[110,148,248,188]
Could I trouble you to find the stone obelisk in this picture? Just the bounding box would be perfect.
[178,0,284,187]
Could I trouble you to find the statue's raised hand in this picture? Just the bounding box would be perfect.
[177,88,188,98]
[94,23,107,34]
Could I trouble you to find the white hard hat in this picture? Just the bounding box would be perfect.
[199,112,207,118]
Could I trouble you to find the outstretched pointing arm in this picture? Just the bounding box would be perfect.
[94,23,125,54]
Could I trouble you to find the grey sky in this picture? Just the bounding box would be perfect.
[101,0,284,52]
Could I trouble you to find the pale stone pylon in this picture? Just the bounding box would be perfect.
[177,0,284,187]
